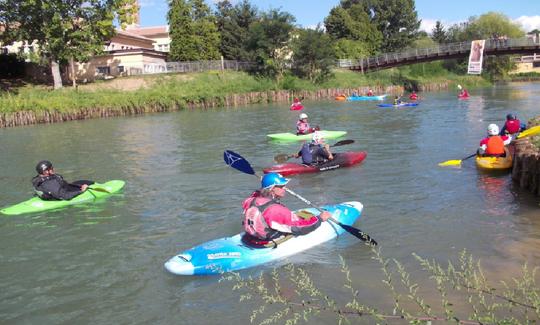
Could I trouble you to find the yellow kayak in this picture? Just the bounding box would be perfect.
[475,147,513,170]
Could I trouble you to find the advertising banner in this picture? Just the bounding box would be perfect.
[467,40,485,74]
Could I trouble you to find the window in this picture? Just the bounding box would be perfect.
[118,66,124,73]
[96,66,110,75]
[1,47,7,54]
[533,61,540,68]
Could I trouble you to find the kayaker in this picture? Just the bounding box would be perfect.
[393,95,402,105]
[367,89,374,96]
[242,172,331,243]
[478,124,512,157]
[500,114,526,135]
[459,88,469,98]
[296,113,319,135]
[32,160,93,200]
[409,91,418,100]
[293,131,334,165]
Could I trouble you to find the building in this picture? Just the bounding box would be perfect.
[511,54,540,74]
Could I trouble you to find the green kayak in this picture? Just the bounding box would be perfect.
[0,180,125,215]
[267,130,347,142]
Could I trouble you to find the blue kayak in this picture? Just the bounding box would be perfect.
[164,201,363,275]
[347,94,387,101]
[377,103,419,108]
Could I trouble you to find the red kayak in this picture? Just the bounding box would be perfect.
[290,103,304,111]
[458,94,469,99]
[263,151,367,176]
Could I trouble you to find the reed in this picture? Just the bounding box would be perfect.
[0,69,488,127]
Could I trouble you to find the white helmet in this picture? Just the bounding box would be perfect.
[299,113,308,119]
[487,123,499,136]
[312,131,324,144]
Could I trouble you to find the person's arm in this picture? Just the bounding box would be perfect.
[502,136,512,145]
[264,205,322,236]
[323,144,333,160]
[38,177,83,200]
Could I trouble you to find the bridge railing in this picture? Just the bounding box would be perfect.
[337,37,540,69]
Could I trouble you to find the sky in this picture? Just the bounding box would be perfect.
[138,0,540,33]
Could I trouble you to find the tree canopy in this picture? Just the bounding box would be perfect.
[215,0,258,61]
[0,0,138,89]
[168,0,220,61]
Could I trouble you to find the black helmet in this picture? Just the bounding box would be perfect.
[35,160,53,174]
[506,113,516,120]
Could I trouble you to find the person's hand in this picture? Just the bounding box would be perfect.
[81,184,89,191]
[328,154,334,160]
[314,125,320,131]
[319,211,332,221]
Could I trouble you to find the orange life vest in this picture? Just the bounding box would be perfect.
[485,136,505,155]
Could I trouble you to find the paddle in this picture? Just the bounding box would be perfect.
[223,150,377,245]
[274,139,355,163]
[438,125,540,167]
[438,153,477,167]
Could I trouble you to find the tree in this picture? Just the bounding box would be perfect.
[324,4,381,54]
[342,0,421,52]
[168,0,220,61]
[246,9,295,81]
[0,0,138,89]
[216,0,258,61]
[291,27,335,83]
[431,21,447,43]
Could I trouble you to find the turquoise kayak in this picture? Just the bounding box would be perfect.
[267,130,347,142]
[0,180,125,215]
[164,201,363,275]
[347,94,387,101]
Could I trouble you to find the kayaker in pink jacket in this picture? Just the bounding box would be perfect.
[242,173,331,242]
[296,113,319,135]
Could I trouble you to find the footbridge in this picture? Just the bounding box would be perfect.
[338,37,540,72]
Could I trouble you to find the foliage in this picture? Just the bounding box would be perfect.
[246,9,295,82]
[224,248,540,324]
[291,28,335,83]
[341,0,421,52]
[0,0,138,89]
[168,0,220,61]
[431,21,447,43]
[324,4,381,54]
[215,0,258,62]
[333,39,372,60]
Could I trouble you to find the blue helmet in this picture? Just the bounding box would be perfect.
[261,173,289,189]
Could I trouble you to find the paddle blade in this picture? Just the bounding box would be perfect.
[338,222,378,246]
[332,139,354,147]
[517,125,540,139]
[224,150,255,175]
[438,159,463,166]
[274,154,290,163]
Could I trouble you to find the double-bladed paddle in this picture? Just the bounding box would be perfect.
[438,125,540,167]
[223,150,377,246]
[274,139,355,164]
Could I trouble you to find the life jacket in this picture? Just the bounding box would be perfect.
[299,142,314,164]
[243,198,281,240]
[485,136,505,155]
[505,120,521,134]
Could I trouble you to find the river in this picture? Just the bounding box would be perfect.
[1,82,539,324]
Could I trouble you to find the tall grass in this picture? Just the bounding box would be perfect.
[0,68,489,114]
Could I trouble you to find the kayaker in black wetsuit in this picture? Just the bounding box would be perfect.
[293,131,333,165]
[32,160,93,200]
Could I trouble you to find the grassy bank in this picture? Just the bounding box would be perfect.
[0,63,489,115]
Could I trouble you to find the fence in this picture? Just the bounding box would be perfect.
[130,60,254,76]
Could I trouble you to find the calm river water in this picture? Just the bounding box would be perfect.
[1,83,539,324]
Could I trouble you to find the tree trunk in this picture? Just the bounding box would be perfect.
[70,57,77,88]
[50,58,63,89]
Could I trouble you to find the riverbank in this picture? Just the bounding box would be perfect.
[0,69,489,128]
[513,116,540,196]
